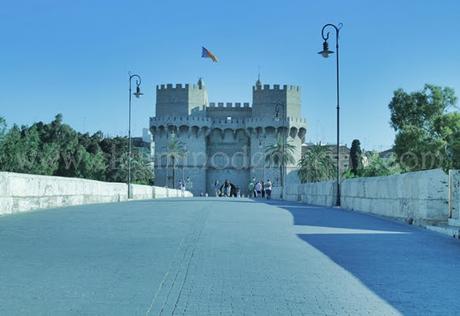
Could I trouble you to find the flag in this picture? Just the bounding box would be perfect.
[201,47,218,62]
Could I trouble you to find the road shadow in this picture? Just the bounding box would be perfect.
[261,199,460,315]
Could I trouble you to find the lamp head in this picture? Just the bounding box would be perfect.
[318,40,334,58]
[133,86,143,98]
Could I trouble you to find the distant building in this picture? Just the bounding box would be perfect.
[150,78,307,195]
[301,143,351,173]
[132,128,154,159]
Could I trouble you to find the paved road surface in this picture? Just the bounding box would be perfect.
[0,198,459,315]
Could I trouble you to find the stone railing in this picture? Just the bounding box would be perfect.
[448,170,460,226]
[0,172,192,216]
[340,169,448,224]
[277,169,450,225]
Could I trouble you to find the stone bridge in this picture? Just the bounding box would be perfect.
[1,197,459,315]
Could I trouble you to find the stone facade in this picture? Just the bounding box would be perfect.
[150,79,307,195]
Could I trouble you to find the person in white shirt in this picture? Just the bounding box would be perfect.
[255,181,262,198]
[265,179,272,200]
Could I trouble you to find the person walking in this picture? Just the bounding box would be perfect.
[261,180,265,198]
[265,179,272,200]
[255,181,262,198]
[248,179,255,198]
[223,179,230,197]
[214,180,220,197]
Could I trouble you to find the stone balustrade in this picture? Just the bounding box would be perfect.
[0,172,192,216]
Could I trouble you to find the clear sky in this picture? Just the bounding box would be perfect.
[1,0,459,150]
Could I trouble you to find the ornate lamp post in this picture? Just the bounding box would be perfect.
[318,23,342,207]
[128,73,143,199]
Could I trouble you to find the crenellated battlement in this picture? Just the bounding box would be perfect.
[207,102,251,108]
[253,84,300,92]
[156,83,204,91]
[150,115,212,124]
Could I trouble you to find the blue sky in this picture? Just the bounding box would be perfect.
[1,0,459,150]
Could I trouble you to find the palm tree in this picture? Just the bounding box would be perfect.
[166,133,186,188]
[298,144,335,183]
[264,134,296,192]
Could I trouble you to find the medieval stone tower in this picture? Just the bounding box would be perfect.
[150,79,307,196]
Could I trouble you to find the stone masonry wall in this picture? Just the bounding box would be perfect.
[341,169,448,224]
[282,169,449,224]
[0,172,192,216]
[448,170,460,226]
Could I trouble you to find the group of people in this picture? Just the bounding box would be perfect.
[248,178,272,199]
[214,179,239,197]
[202,178,273,199]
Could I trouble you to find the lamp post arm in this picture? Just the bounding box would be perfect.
[129,74,142,87]
[320,23,342,42]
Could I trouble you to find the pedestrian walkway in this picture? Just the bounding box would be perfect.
[0,198,458,315]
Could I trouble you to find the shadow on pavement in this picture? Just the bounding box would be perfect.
[262,199,460,315]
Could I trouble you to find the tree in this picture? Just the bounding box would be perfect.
[265,135,296,187]
[0,124,60,175]
[388,84,459,172]
[349,139,362,175]
[0,114,153,184]
[165,133,186,188]
[0,117,6,142]
[99,136,153,185]
[360,151,400,177]
[298,144,335,183]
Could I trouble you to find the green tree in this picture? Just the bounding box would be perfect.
[115,151,154,185]
[165,133,186,188]
[100,136,127,182]
[389,84,459,172]
[0,124,60,175]
[360,151,401,177]
[0,117,6,142]
[298,144,335,183]
[349,139,362,175]
[0,114,154,183]
[99,136,153,184]
[265,135,296,188]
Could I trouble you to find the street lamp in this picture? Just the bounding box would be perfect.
[128,73,143,199]
[274,104,286,199]
[318,23,342,207]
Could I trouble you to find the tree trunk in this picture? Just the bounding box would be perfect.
[280,164,284,199]
[172,157,175,188]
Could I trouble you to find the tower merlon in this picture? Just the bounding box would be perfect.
[156,83,206,91]
[252,84,301,91]
[207,102,251,108]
